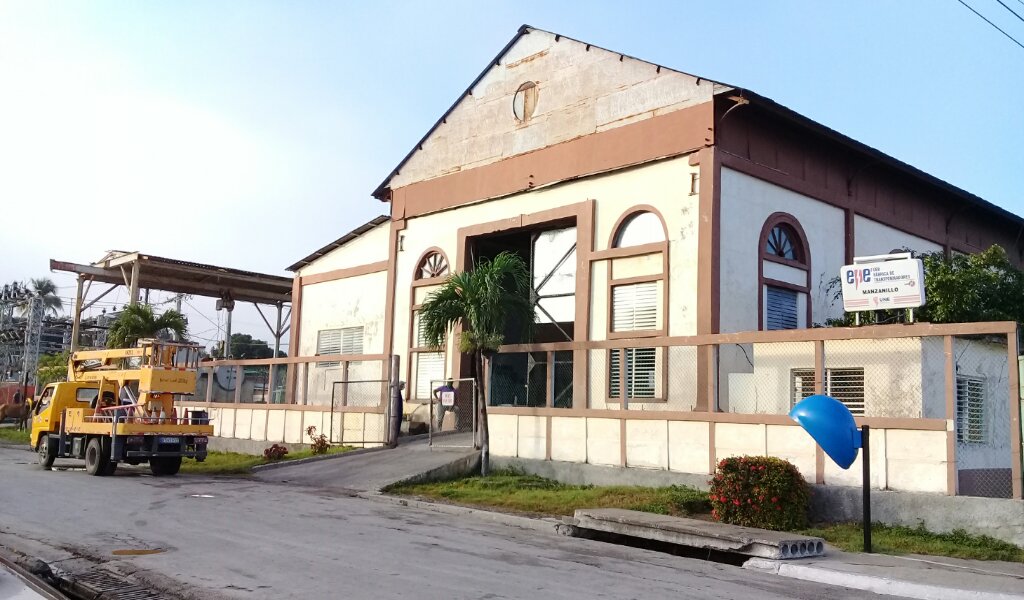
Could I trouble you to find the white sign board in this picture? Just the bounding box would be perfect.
[841,257,925,312]
[440,390,456,407]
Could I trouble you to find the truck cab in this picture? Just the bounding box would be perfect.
[30,381,117,450]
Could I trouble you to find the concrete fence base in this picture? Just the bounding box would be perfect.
[493,457,1024,548]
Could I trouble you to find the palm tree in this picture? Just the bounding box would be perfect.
[418,251,533,475]
[106,304,189,348]
[18,278,63,316]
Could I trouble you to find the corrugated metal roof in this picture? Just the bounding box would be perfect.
[286,215,390,272]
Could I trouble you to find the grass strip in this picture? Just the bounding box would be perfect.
[802,522,1024,563]
[391,471,1022,563]
[180,446,355,475]
[387,469,710,517]
[0,428,30,445]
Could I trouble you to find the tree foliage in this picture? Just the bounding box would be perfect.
[36,351,70,387]
[418,251,534,475]
[16,278,63,317]
[828,245,1024,326]
[107,304,189,348]
[211,333,283,359]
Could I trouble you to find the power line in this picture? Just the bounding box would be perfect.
[184,299,223,333]
[956,0,1024,50]
[995,0,1024,23]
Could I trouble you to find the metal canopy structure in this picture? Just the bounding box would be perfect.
[51,251,294,356]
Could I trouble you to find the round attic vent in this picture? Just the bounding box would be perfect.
[513,81,538,122]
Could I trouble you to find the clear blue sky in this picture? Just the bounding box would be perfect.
[1,1,1021,347]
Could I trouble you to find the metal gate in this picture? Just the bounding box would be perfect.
[428,377,477,448]
[326,357,396,447]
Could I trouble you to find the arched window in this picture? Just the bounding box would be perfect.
[759,214,810,331]
[416,251,449,280]
[410,248,451,403]
[613,211,666,248]
[764,224,803,262]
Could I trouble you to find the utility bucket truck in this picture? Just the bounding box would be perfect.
[30,340,213,476]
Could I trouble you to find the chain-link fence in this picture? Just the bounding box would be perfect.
[952,335,1013,498]
[428,377,477,448]
[489,351,574,409]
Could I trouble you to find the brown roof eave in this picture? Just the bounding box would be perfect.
[725,89,1024,229]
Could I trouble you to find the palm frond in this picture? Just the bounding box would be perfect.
[416,251,535,354]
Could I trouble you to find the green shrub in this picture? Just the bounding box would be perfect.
[709,456,810,531]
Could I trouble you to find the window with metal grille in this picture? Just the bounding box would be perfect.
[316,327,363,367]
[612,281,660,332]
[766,286,799,330]
[414,352,446,400]
[609,348,657,399]
[956,376,986,444]
[791,368,865,416]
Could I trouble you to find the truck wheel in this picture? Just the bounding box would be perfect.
[103,461,118,476]
[37,435,56,470]
[85,438,110,476]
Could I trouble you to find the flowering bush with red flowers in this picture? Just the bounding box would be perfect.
[708,456,810,531]
[263,443,289,461]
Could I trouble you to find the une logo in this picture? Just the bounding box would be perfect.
[845,268,872,289]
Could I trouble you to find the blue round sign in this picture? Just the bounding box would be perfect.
[789,394,861,469]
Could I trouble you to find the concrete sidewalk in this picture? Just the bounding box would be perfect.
[254,436,478,492]
[746,549,1024,599]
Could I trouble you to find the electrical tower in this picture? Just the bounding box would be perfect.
[21,297,44,390]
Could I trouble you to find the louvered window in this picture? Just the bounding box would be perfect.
[956,376,986,444]
[766,286,798,330]
[414,352,446,400]
[608,348,657,399]
[612,282,660,332]
[413,311,430,348]
[316,327,363,367]
[791,368,865,416]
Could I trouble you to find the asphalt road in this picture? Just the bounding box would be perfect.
[0,447,895,599]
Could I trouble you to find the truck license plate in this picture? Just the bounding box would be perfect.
[159,437,180,444]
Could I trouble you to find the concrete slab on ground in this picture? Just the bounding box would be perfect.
[746,549,1024,600]
[567,508,825,560]
[254,437,478,492]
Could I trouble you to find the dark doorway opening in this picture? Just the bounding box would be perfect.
[466,218,577,407]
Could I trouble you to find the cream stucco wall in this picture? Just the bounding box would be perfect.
[390,29,716,189]
[719,167,847,333]
[179,405,386,449]
[854,215,942,258]
[298,271,388,357]
[487,413,954,493]
[297,223,390,277]
[394,156,701,390]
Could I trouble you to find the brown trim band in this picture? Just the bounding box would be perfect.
[497,321,1017,352]
[591,242,665,261]
[1007,331,1022,499]
[391,102,714,219]
[300,261,389,286]
[175,401,387,414]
